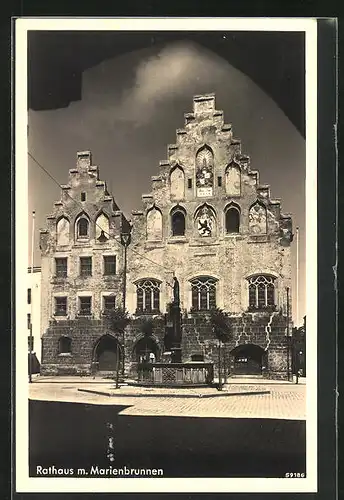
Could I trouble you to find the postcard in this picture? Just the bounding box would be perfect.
[15,17,320,495]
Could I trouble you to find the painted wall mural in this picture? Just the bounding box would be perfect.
[195,145,214,198]
[195,204,216,237]
[249,202,267,234]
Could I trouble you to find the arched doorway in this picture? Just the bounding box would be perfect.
[230,344,266,376]
[133,336,160,363]
[94,335,121,372]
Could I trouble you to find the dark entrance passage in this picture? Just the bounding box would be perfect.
[134,336,160,363]
[230,344,265,376]
[94,335,120,372]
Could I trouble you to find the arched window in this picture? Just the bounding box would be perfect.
[249,202,267,234]
[171,207,186,236]
[247,275,276,310]
[190,276,217,311]
[95,212,109,241]
[146,206,163,241]
[56,217,70,246]
[76,215,90,239]
[58,336,72,354]
[135,279,161,314]
[170,165,185,200]
[225,205,240,233]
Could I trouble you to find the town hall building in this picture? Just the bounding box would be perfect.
[39,93,293,380]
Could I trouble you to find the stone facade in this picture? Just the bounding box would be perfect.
[40,152,128,375]
[126,93,293,379]
[40,94,293,380]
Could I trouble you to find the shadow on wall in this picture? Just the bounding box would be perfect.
[29,400,306,478]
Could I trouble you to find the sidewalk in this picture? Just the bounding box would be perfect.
[29,375,306,420]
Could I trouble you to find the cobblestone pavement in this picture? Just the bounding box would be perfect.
[29,376,306,420]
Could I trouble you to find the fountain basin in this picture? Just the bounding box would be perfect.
[137,362,214,387]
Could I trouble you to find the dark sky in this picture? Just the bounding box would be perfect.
[27,31,305,323]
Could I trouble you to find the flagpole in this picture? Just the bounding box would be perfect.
[296,226,299,327]
[29,210,35,383]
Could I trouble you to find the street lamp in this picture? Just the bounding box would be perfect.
[120,224,132,376]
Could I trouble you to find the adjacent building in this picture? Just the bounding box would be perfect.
[39,94,294,379]
[39,152,129,375]
[27,266,41,370]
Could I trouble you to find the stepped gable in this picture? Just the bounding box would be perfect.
[131,93,292,244]
[39,151,125,254]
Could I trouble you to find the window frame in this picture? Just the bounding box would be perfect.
[78,296,92,316]
[55,257,68,278]
[80,256,92,277]
[103,255,116,276]
[103,295,116,312]
[135,279,161,314]
[171,209,186,237]
[54,296,68,316]
[247,274,277,311]
[225,205,241,234]
[76,216,90,239]
[190,276,218,312]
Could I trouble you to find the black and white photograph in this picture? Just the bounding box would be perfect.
[15,17,318,494]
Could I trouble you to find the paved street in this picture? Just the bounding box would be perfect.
[29,376,306,477]
[29,375,306,420]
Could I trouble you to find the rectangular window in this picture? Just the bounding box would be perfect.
[28,336,34,352]
[27,313,31,330]
[103,255,116,275]
[217,176,222,187]
[103,295,116,311]
[27,288,31,305]
[79,296,92,315]
[55,257,67,277]
[80,257,92,276]
[188,178,193,189]
[55,297,67,316]
[81,192,86,202]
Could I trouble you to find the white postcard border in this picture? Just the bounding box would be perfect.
[15,17,317,494]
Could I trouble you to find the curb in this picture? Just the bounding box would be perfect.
[77,388,271,399]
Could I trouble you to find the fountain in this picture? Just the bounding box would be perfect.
[137,277,214,387]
